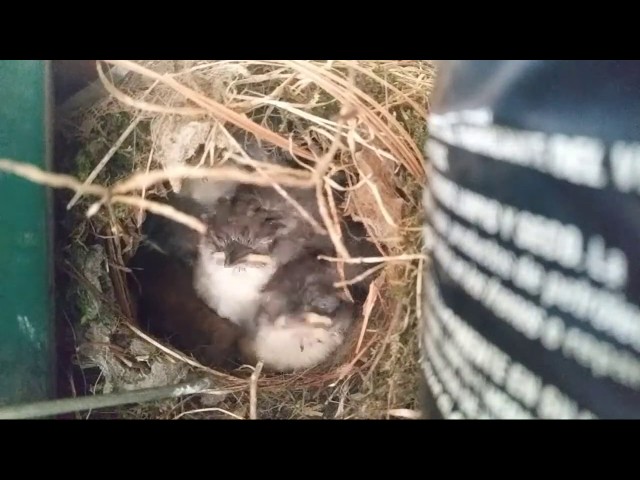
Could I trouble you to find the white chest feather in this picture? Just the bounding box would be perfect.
[252,324,344,372]
[179,179,237,205]
[193,255,276,326]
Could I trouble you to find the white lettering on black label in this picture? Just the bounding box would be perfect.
[421,110,640,418]
[422,277,597,419]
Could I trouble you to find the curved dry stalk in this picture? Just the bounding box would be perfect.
[97,63,206,116]
[0,377,215,420]
[333,334,381,386]
[66,75,161,212]
[355,281,380,354]
[341,61,429,121]
[354,160,398,229]
[327,174,370,192]
[231,93,335,114]
[173,408,244,420]
[227,153,311,179]
[333,263,386,288]
[122,322,239,382]
[232,68,290,85]
[249,361,264,420]
[272,180,327,235]
[102,60,318,163]
[315,165,350,261]
[111,195,207,233]
[282,61,424,179]
[66,115,143,210]
[319,253,426,264]
[111,165,315,195]
[0,158,208,233]
[324,181,351,299]
[0,158,105,196]
[387,409,424,420]
[305,60,426,176]
[416,257,424,326]
[137,147,155,227]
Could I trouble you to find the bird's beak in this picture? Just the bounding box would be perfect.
[224,243,253,267]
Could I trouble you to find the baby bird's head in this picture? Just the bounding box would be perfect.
[200,188,290,269]
[240,250,356,372]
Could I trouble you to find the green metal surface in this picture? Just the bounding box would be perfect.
[0,60,55,405]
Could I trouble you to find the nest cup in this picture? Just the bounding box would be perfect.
[54,60,436,419]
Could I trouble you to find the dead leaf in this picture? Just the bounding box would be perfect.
[345,147,404,250]
[150,117,214,192]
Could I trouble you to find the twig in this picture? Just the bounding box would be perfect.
[249,361,264,420]
[57,63,128,118]
[96,62,205,117]
[0,377,213,420]
[316,180,350,260]
[137,146,155,227]
[67,73,158,210]
[123,322,234,381]
[343,61,428,121]
[230,129,327,235]
[364,302,403,383]
[355,281,380,354]
[102,60,318,163]
[110,195,206,233]
[227,152,311,178]
[327,174,370,192]
[331,334,380,386]
[111,164,314,194]
[271,180,327,235]
[0,158,207,234]
[67,372,82,420]
[0,158,105,196]
[416,257,424,325]
[319,253,426,264]
[285,60,425,179]
[387,408,424,420]
[174,407,244,420]
[354,157,398,228]
[313,119,350,260]
[333,263,385,288]
[66,114,143,210]
[325,181,351,300]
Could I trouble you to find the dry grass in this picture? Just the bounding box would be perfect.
[3,60,437,419]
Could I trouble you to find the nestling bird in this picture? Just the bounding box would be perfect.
[130,126,385,377]
[238,246,357,373]
[142,180,379,330]
[176,127,282,205]
[140,182,325,328]
[192,192,284,326]
[139,127,295,264]
[138,190,280,328]
[139,129,380,346]
[140,192,210,266]
[129,246,244,370]
[192,181,329,326]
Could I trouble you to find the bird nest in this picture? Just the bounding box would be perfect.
[45,60,436,419]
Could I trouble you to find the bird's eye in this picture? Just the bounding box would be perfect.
[313,295,339,315]
[264,217,286,234]
[213,232,227,246]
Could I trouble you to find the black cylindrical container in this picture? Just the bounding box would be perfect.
[420,60,640,419]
